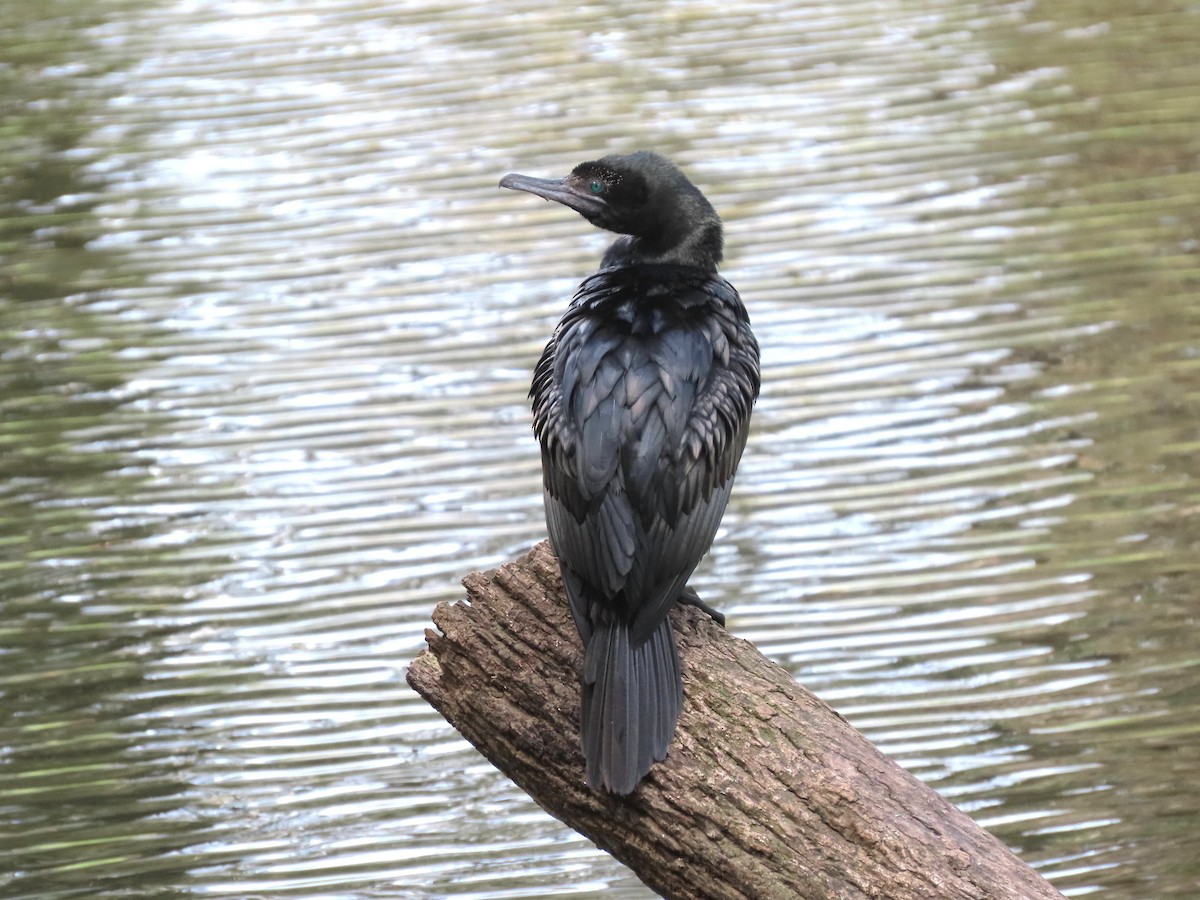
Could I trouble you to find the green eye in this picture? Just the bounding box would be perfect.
[589,180,605,194]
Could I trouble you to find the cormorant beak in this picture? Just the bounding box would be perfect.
[499,173,607,218]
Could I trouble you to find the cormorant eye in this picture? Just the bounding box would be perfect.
[589,179,605,194]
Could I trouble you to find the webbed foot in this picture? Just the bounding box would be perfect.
[678,586,726,627]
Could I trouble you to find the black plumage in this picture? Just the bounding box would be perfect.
[500,151,760,794]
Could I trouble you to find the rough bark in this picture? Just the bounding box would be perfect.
[407,541,1064,900]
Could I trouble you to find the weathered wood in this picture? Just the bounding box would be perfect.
[407,541,1064,900]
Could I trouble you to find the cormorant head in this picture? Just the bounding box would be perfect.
[500,150,724,270]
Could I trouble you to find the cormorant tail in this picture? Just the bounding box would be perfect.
[581,616,683,794]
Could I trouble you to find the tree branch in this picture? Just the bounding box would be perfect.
[407,541,1064,900]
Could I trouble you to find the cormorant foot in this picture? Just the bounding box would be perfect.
[678,587,726,628]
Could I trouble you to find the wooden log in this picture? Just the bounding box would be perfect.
[406,541,1064,900]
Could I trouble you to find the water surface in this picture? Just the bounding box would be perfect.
[2,0,1198,897]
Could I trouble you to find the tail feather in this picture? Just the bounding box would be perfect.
[581,617,682,794]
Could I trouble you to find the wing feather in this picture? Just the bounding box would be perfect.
[532,265,760,644]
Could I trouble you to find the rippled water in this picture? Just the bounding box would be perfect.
[2,0,1198,896]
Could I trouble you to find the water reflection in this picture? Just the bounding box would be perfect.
[0,4,232,896]
[1,0,1198,897]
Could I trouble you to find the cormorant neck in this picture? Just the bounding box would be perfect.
[600,220,724,271]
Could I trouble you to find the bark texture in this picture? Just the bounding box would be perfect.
[407,541,1064,900]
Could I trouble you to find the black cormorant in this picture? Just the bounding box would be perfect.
[500,151,760,794]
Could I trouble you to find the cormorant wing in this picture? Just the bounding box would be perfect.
[532,270,759,648]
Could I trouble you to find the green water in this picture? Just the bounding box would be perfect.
[1,0,1198,896]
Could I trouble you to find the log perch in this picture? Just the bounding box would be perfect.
[406,541,1064,900]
